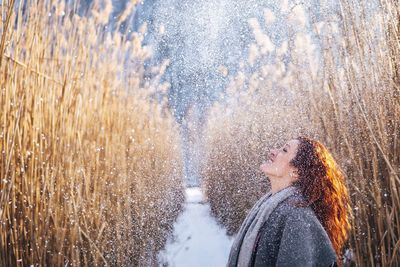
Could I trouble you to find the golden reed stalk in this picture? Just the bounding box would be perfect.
[0,0,184,266]
[202,0,399,266]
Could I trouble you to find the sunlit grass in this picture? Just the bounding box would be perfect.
[202,0,399,266]
[0,0,184,266]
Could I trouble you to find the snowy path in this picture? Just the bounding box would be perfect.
[158,187,234,267]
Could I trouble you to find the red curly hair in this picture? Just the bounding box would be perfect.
[290,136,352,263]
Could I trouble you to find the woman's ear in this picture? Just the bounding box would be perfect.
[290,169,299,180]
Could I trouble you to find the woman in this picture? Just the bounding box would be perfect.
[227,136,351,267]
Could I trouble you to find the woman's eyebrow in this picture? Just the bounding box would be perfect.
[285,143,290,148]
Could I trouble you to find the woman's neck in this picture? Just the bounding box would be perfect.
[270,177,293,194]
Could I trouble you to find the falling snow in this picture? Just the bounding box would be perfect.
[1,0,399,266]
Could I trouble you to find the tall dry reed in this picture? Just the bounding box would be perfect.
[0,0,184,266]
[202,0,399,266]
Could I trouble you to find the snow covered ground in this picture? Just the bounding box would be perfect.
[158,187,234,267]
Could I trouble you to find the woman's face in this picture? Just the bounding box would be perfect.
[259,139,300,180]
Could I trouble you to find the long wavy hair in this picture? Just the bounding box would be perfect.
[290,136,352,262]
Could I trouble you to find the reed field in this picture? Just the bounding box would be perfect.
[0,0,184,266]
[202,0,400,266]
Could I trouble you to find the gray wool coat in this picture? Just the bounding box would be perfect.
[229,192,338,267]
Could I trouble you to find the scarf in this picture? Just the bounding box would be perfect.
[227,186,299,267]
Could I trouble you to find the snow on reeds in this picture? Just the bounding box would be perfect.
[202,0,399,266]
[0,0,184,266]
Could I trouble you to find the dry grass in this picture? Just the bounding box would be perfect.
[0,0,184,266]
[202,0,399,266]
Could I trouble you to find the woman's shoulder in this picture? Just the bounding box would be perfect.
[257,192,308,237]
[254,192,337,266]
[271,191,312,217]
[275,193,336,255]
[268,192,326,233]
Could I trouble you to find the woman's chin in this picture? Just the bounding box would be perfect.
[260,163,271,173]
[260,168,272,177]
[259,164,266,173]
